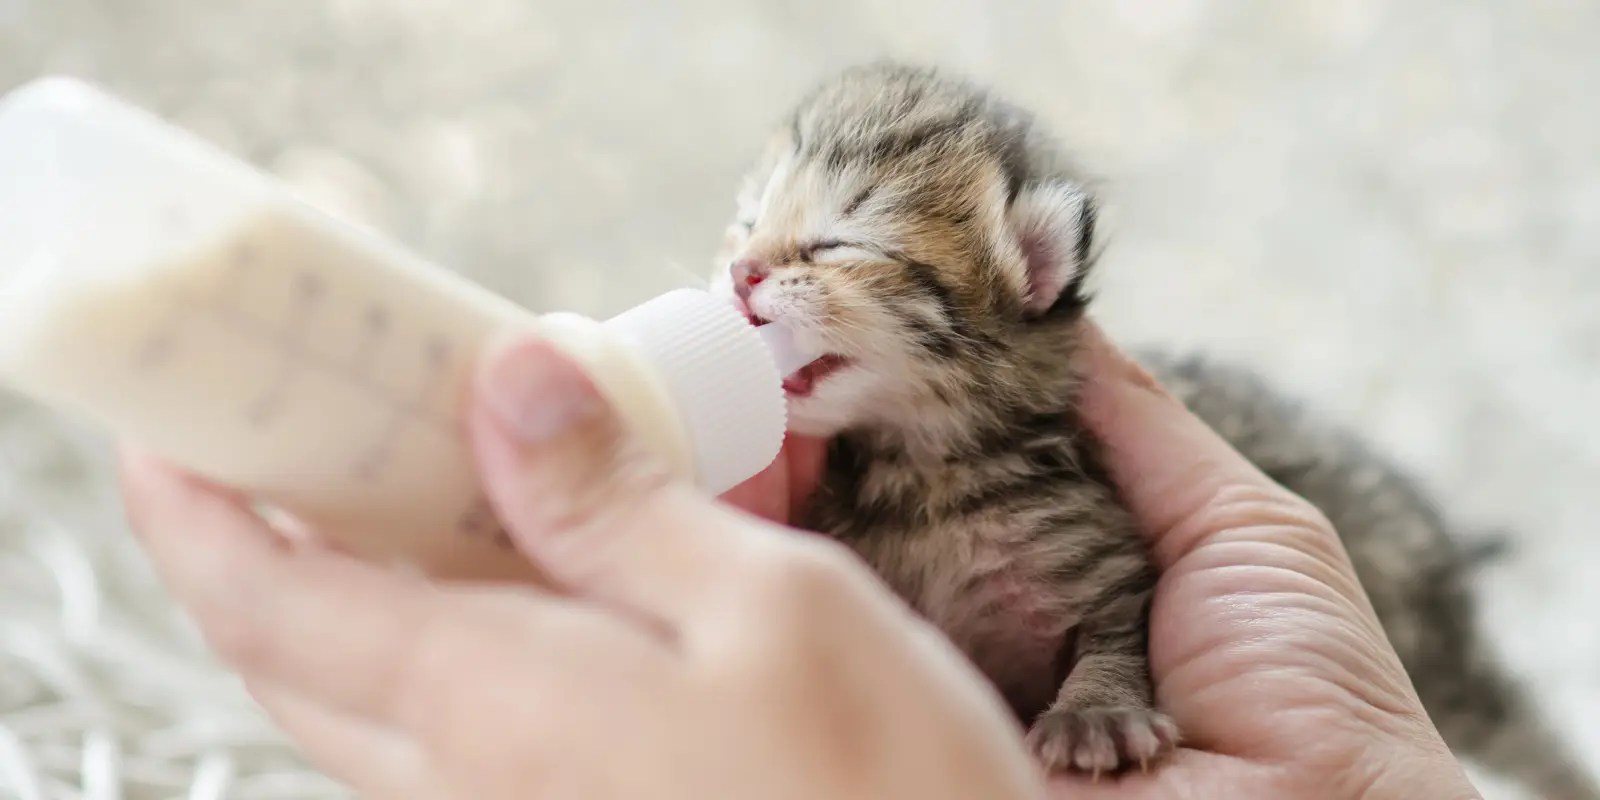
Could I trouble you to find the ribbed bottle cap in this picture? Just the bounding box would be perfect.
[602,288,796,495]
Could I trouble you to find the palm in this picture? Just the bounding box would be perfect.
[733,439,1444,798]
[1049,525,1463,800]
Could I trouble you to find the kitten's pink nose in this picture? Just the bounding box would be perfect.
[731,258,768,301]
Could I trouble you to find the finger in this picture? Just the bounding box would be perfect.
[1073,323,1336,567]
[120,451,667,728]
[718,433,828,524]
[718,437,791,523]
[120,452,461,719]
[1073,325,1379,639]
[1073,323,1267,529]
[246,680,442,798]
[782,433,829,520]
[470,335,767,629]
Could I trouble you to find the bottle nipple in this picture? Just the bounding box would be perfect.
[601,289,806,494]
[755,320,821,378]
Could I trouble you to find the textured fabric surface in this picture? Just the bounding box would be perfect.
[1,1,1595,797]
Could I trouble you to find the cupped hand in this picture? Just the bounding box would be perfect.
[119,335,1043,800]
[1053,325,1481,800]
[717,431,827,525]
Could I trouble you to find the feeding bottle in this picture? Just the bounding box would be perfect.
[0,77,816,581]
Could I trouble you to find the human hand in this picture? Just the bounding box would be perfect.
[118,335,1044,800]
[717,431,827,525]
[1052,325,1481,800]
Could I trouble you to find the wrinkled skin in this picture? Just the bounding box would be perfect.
[118,324,1481,800]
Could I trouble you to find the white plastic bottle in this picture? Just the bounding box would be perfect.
[0,77,815,581]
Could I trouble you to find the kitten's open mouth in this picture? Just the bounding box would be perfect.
[743,306,848,397]
[782,354,848,397]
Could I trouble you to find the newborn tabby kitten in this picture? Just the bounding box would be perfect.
[712,62,1170,774]
[709,62,1598,796]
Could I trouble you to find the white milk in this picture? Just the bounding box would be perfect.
[0,77,810,581]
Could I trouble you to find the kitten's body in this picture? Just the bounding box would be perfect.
[712,62,1596,795]
[804,395,1159,757]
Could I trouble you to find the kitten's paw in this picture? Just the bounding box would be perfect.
[1026,706,1178,776]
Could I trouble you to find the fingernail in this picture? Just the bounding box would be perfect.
[479,338,601,444]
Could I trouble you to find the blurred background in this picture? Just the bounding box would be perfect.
[1,0,1596,797]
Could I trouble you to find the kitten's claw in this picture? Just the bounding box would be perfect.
[1026,706,1177,776]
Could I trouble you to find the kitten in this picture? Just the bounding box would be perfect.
[709,62,1597,796]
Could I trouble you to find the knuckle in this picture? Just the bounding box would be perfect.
[1207,481,1334,534]
[518,433,679,546]
[762,541,843,595]
[535,482,685,593]
[572,452,677,535]
[744,537,865,620]
[1199,482,1357,571]
[699,540,883,700]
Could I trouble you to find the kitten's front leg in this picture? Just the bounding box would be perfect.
[1026,565,1177,776]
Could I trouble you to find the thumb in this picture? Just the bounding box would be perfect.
[1070,333,1474,797]
[468,334,751,625]
[1075,323,1345,573]
[1074,322,1391,680]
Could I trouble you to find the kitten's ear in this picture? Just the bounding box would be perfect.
[1007,181,1097,318]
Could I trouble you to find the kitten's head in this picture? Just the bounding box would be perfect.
[711,63,1100,447]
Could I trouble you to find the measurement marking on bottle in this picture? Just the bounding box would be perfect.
[134,326,180,370]
[134,264,464,483]
[221,242,255,295]
[351,333,454,481]
[348,304,389,366]
[246,272,324,428]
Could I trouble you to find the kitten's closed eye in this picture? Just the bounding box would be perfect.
[804,241,882,264]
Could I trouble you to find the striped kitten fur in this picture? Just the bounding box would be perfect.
[708,62,1597,795]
